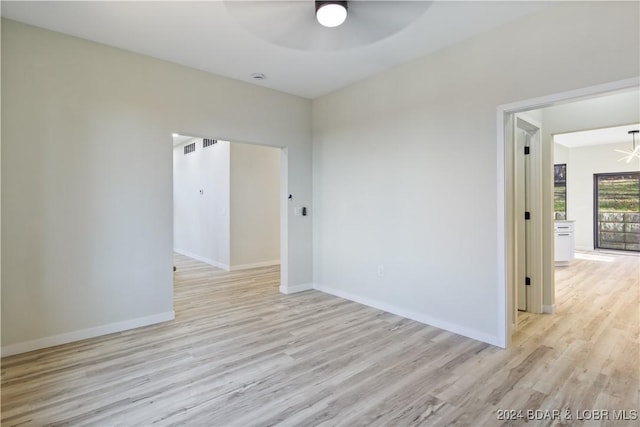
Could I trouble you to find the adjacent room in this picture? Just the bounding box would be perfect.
[554,123,640,253]
[507,89,639,322]
[1,1,638,425]
[172,135,281,272]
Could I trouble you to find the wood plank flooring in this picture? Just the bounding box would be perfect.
[2,252,638,426]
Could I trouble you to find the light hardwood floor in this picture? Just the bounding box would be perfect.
[2,252,638,426]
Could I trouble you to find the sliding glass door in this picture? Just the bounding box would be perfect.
[594,172,640,252]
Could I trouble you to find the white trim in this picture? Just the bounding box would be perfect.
[230,260,280,271]
[498,78,640,115]
[1,311,175,357]
[516,117,544,315]
[543,305,555,314]
[496,77,640,349]
[496,110,510,349]
[280,282,314,294]
[174,248,230,271]
[174,250,280,272]
[280,147,289,292]
[314,284,501,347]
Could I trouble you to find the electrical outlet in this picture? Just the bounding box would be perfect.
[377,265,384,277]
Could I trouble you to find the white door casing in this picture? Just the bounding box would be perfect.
[497,77,640,348]
[515,127,529,312]
[517,118,543,315]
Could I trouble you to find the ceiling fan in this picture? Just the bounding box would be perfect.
[615,130,640,163]
[224,1,433,51]
[315,1,349,27]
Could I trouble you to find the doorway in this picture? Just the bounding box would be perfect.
[497,77,640,348]
[171,134,284,276]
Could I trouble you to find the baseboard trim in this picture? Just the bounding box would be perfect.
[1,311,175,357]
[280,282,314,295]
[314,284,501,347]
[543,304,555,314]
[174,248,230,271]
[230,260,280,271]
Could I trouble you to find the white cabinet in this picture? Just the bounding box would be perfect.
[555,220,575,263]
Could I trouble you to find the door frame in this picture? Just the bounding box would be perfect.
[496,77,640,348]
[171,135,290,291]
[515,118,542,315]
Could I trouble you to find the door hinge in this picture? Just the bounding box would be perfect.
[525,277,531,286]
[524,146,530,155]
[525,211,531,220]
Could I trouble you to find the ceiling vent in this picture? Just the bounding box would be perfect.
[184,142,196,155]
[203,138,218,148]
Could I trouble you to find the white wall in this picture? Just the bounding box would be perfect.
[173,139,280,271]
[554,143,569,164]
[173,138,281,270]
[538,90,640,308]
[173,138,231,268]
[542,90,640,250]
[557,142,640,250]
[312,1,639,345]
[1,19,312,354]
[2,2,638,354]
[230,143,280,269]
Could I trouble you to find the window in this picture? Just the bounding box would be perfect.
[554,164,567,220]
[594,172,640,252]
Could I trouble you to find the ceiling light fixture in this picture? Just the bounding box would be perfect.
[615,130,640,163]
[316,1,348,28]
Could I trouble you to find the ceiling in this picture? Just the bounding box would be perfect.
[173,134,195,146]
[555,124,640,148]
[0,1,551,99]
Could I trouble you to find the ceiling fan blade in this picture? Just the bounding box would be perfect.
[225,0,433,51]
